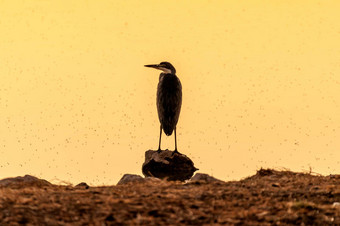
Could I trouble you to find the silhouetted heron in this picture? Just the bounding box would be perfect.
[145,62,182,153]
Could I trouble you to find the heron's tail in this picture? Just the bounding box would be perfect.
[163,126,174,136]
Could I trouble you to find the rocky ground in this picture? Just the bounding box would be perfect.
[0,169,340,225]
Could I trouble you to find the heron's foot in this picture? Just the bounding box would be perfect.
[157,148,161,153]
[172,149,181,156]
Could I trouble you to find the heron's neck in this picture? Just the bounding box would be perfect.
[159,72,175,81]
[160,68,172,74]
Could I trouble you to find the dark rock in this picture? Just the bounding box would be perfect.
[142,149,198,181]
[272,183,280,187]
[190,173,223,183]
[0,175,52,187]
[117,174,145,185]
[75,182,90,189]
[105,213,115,222]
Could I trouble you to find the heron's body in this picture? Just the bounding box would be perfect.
[144,62,182,153]
[157,73,182,136]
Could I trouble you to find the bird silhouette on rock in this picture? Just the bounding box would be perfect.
[145,62,182,154]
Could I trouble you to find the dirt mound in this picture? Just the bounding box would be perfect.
[0,175,52,188]
[0,169,339,225]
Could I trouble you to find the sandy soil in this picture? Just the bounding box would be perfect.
[0,169,339,225]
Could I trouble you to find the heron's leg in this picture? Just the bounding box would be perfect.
[157,125,162,153]
[173,127,180,155]
[174,127,177,151]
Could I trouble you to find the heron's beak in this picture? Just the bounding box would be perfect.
[144,64,161,69]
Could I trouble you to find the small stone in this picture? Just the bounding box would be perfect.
[257,168,274,176]
[333,202,340,207]
[144,177,162,183]
[75,182,90,189]
[190,173,223,182]
[117,174,144,185]
[142,149,198,181]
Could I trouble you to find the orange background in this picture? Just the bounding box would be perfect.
[0,1,339,185]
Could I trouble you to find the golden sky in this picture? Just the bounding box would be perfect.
[0,0,339,185]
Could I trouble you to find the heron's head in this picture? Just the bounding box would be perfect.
[144,61,176,74]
